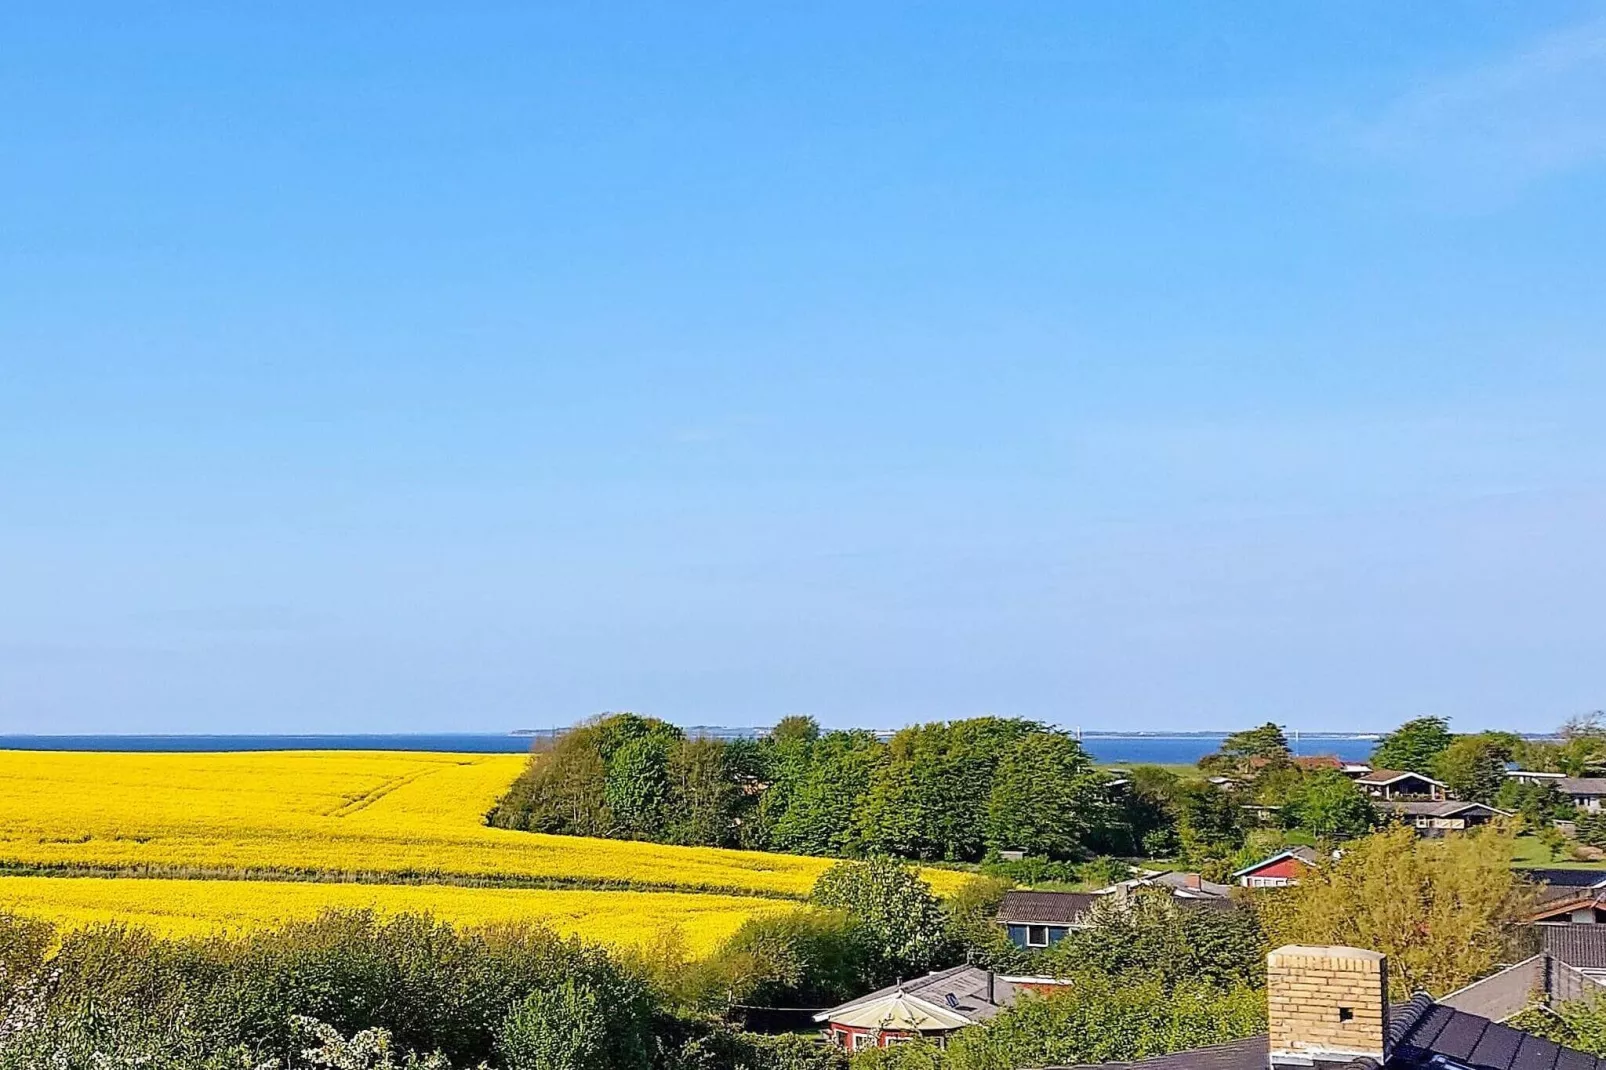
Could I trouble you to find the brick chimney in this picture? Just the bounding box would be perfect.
[1267,945,1389,1066]
[1182,873,1201,890]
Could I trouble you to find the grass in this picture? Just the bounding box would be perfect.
[1511,832,1606,870]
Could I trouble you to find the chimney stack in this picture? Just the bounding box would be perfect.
[1267,945,1389,1067]
[1183,873,1201,890]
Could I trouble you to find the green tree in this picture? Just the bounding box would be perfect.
[1370,716,1454,775]
[1281,771,1376,840]
[1496,777,1569,827]
[1555,713,1606,776]
[1173,781,1245,864]
[688,908,874,1009]
[1434,733,1513,803]
[810,858,951,983]
[768,730,885,856]
[1041,889,1266,990]
[1509,992,1606,1056]
[856,719,1041,862]
[604,734,673,839]
[497,981,610,1070]
[983,732,1107,859]
[936,971,1264,1070]
[664,738,739,847]
[1274,823,1533,997]
[1200,723,1291,776]
[1121,765,1182,857]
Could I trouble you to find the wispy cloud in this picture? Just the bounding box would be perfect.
[1347,18,1606,202]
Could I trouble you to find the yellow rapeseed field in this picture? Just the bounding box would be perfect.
[0,750,837,897]
[0,751,968,908]
[0,875,791,949]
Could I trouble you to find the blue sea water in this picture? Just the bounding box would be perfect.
[0,732,1380,765]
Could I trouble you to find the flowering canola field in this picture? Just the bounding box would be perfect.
[0,749,963,947]
[0,875,788,949]
[0,750,836,897]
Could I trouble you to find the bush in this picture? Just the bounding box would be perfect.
[810,859,952,983]
[0,911,654,1070]
[1576,811,1606,849]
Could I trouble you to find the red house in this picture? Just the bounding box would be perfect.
[1232,846,1320,888]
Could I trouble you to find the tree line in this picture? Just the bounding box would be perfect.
[487,713,1129,862]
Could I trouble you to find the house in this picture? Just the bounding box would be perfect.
[812,965,1071,1050]
[1355,769,1447,800]
[1501,775,1606,810]
[994,881,1235,950]
[1540,924,1606,982]
[1294,755,1373,779]
[994,890,1099,948]
[1558,778,1606,811]
[1519,870,1606,926]
[1374,799,1510,835]
[1049,943,1606,1070]
[1233,846,1321,888]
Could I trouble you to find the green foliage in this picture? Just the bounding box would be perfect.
[1433,733,1514,804]
[910,972,1264,1070]
[977,855,1083,887]
[664,739,741,847]
[1370,716,1454,776]
[1576,810,1606,849]
[1173,781,1245,866]
[1497,778,1571,827]
[1121,765,1183,857]
[496,981,609,1070]
[1508,995,1606,1056]
[0,910,654,1070]
[810,858,952,983]
[983,731,1108,860]
[1039,890,1265,990]
[856,719,1039,861]
[767,731,884,856]
[1272,823,1533,997]
[686,908,874,1009]
[1199,723,1291,777]
[494,714,1124,866]
[1281,771,1376,840]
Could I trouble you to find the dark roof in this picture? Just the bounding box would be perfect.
[995,891,1098,926]
[1388,993,1606,1070]
[1045,1036,1269,1069]
[821,964,1011,1024]
[1557,779,1606,796]
[1544,926,1606,971]
[1523,870,1606,890]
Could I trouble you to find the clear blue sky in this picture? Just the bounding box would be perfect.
[4,4,1605,735]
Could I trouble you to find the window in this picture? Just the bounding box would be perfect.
[832,1030,849,1048]
[851,1033,872,1052]
[1338,1007,1354,1022]
[1027,925,1049,947]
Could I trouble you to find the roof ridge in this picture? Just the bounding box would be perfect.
[1387,992,1436,1049]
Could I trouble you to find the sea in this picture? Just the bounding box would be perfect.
[0,732,1381,765]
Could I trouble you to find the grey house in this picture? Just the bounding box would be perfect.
[994,890,1097,950]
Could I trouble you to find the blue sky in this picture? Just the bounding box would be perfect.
[3,4,1605,734]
